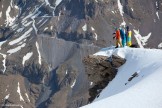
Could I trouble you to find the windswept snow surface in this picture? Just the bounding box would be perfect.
[23,21,32,27]
[158,42,162,48]
[4,94,10,100]
[82,47,162,108]
[17,82,24,101]
[0,41,6,50]
[117,0,126,28]
[9,28,33,45]
[44,27,48,31]
[32,18,38,34]
[0,11,2,17]
[7,43,26,54]
[71,79,76,88]
[36,42,41,65]
[25,93,30,102]
[45,0,50,6]
[94,33,98,40]
[131,8,134,11]
[5,6,16,26]
[120,20,126,27]
[55,0,63,7]
[22,52,33,66]
[45,0,62,16]
[133,29,151,48]
[156,1,158,9]
[0,53,7,73]
[117,0,124,16]
[156,12,160,20]
[111,11,115,14]
[82,24,87,31]
[91,27,95,31]
[65,70,68,74]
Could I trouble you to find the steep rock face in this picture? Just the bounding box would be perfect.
[83,55,126,102]
[36,35,99,108]
[0,0,162,108]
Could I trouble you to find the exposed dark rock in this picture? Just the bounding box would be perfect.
[128,72,139,81]
[83,55,126,102]
[22,63,49,84]
[125,72,139,85]
[130,44,138,48]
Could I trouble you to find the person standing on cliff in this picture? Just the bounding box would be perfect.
[119,27,126,47]
[113,28,122,48]
[126,26,132,46]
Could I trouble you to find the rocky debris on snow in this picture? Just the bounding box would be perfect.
[125,72,139,85]
[128,72,139,81]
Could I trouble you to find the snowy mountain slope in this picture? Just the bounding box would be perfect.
[0,0,162,107]
[82,47,162,108]
[0,0,100,107]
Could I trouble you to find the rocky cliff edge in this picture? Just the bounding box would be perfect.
[83,55,126,102]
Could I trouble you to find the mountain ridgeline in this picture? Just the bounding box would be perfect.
[0,0,162,108]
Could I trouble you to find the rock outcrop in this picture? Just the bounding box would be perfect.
[83,55,126,102]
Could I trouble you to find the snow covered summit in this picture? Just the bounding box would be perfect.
[82,47,162,108]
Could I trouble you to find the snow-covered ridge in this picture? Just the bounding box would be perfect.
[82,47,162,108]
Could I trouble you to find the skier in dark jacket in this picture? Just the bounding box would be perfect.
[119,27,126,47]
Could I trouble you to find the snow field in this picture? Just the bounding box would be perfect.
[82,47,162,108]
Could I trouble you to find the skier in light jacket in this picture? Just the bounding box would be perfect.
[126,26,132,46]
